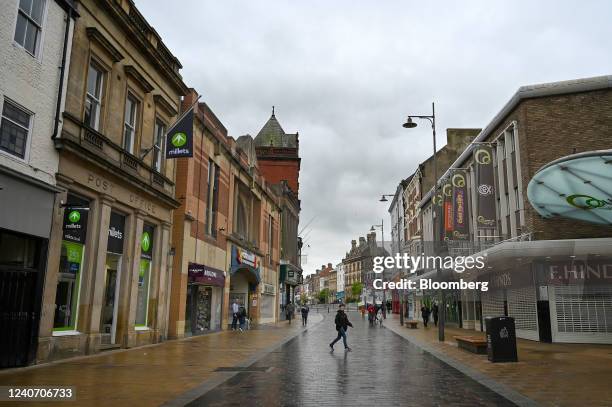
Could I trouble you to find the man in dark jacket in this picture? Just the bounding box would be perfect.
[301,304,310,326]
[432,303,439,327]
[421,305,430,327]
[330,304,353,351]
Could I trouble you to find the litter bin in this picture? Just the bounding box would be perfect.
[485,316,518,363]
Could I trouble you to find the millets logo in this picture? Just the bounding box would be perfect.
[566,194,612,210]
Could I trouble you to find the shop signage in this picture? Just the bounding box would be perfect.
[527,150,612,225]
[165,107,194,158]
[63,206,89,244]
[107,212,125,254]
[231,246,261,283]
[263,283,275,295]
[474,145,497,229]
[188,262,225,287]
[432,190,444,242]
[478,268,533,289]
[140,224,154,260]
[443,180,453,240]
[536,259,612,286]
[452,170,469,240]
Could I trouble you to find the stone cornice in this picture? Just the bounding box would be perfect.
[86,27,124,62]
[124,65,154,93]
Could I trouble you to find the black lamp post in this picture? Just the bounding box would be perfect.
[402,102,445,342]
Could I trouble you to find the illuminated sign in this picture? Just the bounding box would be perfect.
[527,150,612,225]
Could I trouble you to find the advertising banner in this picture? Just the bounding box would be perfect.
[107,212,126,254]
[165,107,194,158]
[474,145,497,229]
[62,207,89,244]
[140,224,154,260]
[451,170,469,240]
[443,179,453,240]
[432,189,444,243]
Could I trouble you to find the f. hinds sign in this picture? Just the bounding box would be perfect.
[540,260,612,285]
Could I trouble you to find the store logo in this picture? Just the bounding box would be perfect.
[475,148,492,165]
[443,183,452,196]
[141,231,151,252]
[478,184,493,195]
[452,173,466,188]
[109,227,123,240]
[68,210,80,223]
[171,132,187,147]
[566,194,612,210]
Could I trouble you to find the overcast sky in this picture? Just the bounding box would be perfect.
[137,0,611,275]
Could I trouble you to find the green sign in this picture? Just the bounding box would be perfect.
[171,132,187,147]
[141,231,151,252]
[68,210,80,223]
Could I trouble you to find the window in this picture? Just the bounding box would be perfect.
[123,93,138,154]
[205,160,219,236]
[84,63,104,130]
[153,119,165,171]
[268,214,273,262]
[0,100,31,159]
[14,0,46,56]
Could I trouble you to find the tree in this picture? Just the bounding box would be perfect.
[351,282,363,299]
[318,288,330,304]
[300,293,307,305]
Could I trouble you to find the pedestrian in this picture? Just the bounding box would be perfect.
[432,303,439,327]
[286,302,295,324]
[386,301,392,314]
[238,303,247,331]
[329,304,353,352]
[301,304,310,326]
[231,298,240,331]
[367,303,376,327]
[421,305,430,327]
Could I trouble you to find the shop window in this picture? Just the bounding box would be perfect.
[14,0,46,56]
[153,119,165,172]
[0,99,32,159]
[136,224,154,327]
[54,195,89,331]
[84,62,104,131]
[123,93,139,154]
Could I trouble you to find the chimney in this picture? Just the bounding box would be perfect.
[327,263,332,269]
[359,237,366,246]
[367,232,376,246]
[322,265,326,270]
[182,88,199,113]
[351,240,356,250]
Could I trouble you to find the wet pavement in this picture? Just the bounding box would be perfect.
[189,311,516,407]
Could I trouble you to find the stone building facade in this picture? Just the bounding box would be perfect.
[39,0,187,362]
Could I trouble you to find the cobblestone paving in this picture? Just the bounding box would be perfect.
[189,311,516,407]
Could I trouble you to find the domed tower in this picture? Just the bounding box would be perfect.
[254,107,300,197]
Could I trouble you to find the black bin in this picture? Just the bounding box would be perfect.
[485,316,518,363]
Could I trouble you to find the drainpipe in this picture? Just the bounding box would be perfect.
[52,7,73,140]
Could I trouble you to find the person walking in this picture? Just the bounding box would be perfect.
[330,304,353,352]
[301,304,310,326]
[421,305,430,328]
[231,299,240,331]
[432,303,439,327]
[238,303,247,331]
[367,303,376,327]
[286,302,295,324]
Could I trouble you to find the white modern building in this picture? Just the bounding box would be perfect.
[336,262,345,302]
[0,0,77,368]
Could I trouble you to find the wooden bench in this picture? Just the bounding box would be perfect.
[455,336,487,354]
[405,320,419,329]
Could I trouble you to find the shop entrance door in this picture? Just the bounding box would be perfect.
[0,230,45,368]
[101,254,121,344]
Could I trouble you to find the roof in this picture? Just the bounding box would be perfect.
[254,108,298,148]
[419,74,612,208]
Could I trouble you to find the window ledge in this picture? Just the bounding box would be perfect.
[52,330,81,336]
[135,326,150,331]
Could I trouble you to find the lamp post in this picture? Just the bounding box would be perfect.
[370,220,387,319]
[379,193,403,325]
[402,102,445,342]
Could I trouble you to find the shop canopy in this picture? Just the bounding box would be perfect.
[527,150,612,225]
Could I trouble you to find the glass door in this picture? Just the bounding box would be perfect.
[101,254,121,344]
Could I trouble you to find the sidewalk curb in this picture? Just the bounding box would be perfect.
[384,322,541,407]
[162,313,325,407]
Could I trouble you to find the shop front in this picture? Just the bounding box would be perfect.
[0,169,58,367]
[185,263,225,335]
[229,245,261,326]
[38,155,175,362]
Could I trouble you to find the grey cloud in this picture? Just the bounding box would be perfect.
[136,0,612,274]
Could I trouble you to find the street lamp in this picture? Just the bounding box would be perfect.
[379,193,403,325]
[403,102,446,343]
[370,220,387,319]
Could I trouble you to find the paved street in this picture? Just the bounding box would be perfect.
[189,311,515,407]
